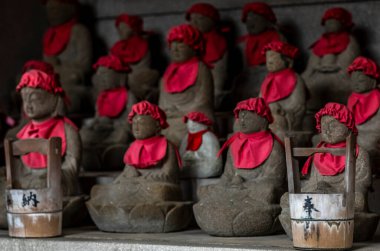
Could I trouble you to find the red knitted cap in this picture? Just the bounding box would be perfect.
[347,56,380,80]
[262,41,299,59]
[16,69,65,96]
[167,24,204,53]
[242,2,277,23]
[234,97,273,123]
[321,7,353,29]
[183,111,213,126]
[93,55,131,72]
[115,14,143,34]
[186,3,220,22]
[128,101,169,129]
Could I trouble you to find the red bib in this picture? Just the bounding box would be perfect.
[96,87,128,118]
[301,141,358,176]
[16,117,77,169]
[311,32,350,57]
[348,89,380,125]
[261,68,297,103]
[163,57,199,93]
[186,129,209,151]
[218,130,274,169]
[202,30,227,67]
[43,18,77,56]
[110,35,148,65]
[239,29,281,66]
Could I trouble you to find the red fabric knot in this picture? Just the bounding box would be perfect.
[167,24,204,54]
[347,56,380,80]
[348,89,380,125]
[93,54,131,72]
[261,68,297,103]
[186,129,209,151]
[43,18,77,56]
[96,87,128,118]
[242,2,277,23]
[16,117,77,169]
[233,97,273,123]
[115,14,143,34]
[311,31,350,57]
[186,3,220,22]
[202,29,227,66]
[315,102,357,134]
[128,101,169,129]
[163,57,199,93]
[23,60,55,75]
[263,41,299,59]
[110,35,148,65]
[183,111,213,126]
[321,7,353,29]
[16,70,65,96]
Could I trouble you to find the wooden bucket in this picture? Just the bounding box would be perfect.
[285,134,356,250]
[4,138,62,238]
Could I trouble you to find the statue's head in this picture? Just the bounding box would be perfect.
[321,7,353,33]
[115,14,143,40]
[316,103,357,144]
[167,24,204,63]
[128,101,168,140]
[242,2,276,35]
[183,111,213,133]
[233,98,273,134]
[263,41,298,73]
[92,55,130,92]
[348,56,379,94]
[44,0,78,26]
[186,3,219,33]
[17,70,66,122]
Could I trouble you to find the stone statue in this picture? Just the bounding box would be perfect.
[159,24,214,146]
[279,102,379,241]
[260,41,306,139]
[5,69,85,227]
[302,7,360,128]
[80,55,136,170]
[86,101,191,232]
[110,14,159,101]
[186,3,228,109]
[234,2,284,102]
[42,0,93,114]
[194,98,286,236]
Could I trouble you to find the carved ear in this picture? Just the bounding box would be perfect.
[155,120,162,134]
[119,72,128,87]
[52,96,67,117]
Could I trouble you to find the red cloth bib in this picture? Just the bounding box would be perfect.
[202,30,227,67]
[311,32,350,57]
[43,18,77,56]
[186,129,209,151]
[239,29,281,66]
[163,57,199,93]
[301,141,358,176]
[217,130,274,169]
[16,117,77,169]
[110,35,148,65]
[348,89,380,125]
[261,68,297,103]
[96,87,128,118]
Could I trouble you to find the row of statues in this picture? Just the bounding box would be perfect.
[1,0,379,243]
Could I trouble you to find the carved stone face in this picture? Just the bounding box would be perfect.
[238,110,268,134]
[132,115,160,140]
[170,41,196,63]
[324,19,343,33]
[190,13,215,33]
[92,66,125,92]
[245,12,270,35]
[350,71,377,93]
[186,119,208,133]
[46,0,77,26]
[266,50,289,73]
[21,87,58,122]
[117,22,134,40]
[320,116,349,144]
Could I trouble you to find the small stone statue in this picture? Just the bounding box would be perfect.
[186,3,228,108]
[347,57,380,168]
[42,0,92,114]
[234,2,284,101]
[159,24,214,146]
[9,69,84,227]
[260,41,306,139]
[194,98,286,236]
[302,7,360,125]
[86,101,191,233]
[80,55,136,170]
[110,14,159,101]
[279,103,379,241]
